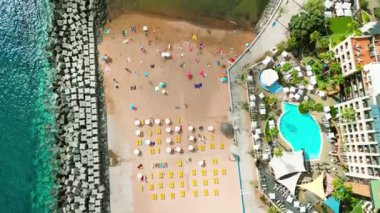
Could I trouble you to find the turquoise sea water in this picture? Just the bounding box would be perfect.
[279,103,322,160]
[0,0,56,212]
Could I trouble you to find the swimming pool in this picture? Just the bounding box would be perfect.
[279,103,322,160]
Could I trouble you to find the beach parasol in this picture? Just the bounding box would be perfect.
[145,119,151,125]
[166,147,173,154]
[220,77,228,83]
[199,70,205,77]
[135,130,142,136]
[188,125,194,132]
[134,120,141,126]
[154,119,161,125]
[198,160,206,167]
[142,26,148,32]
[165,52,171,58]
[159,82,167,88]
[134,149,141,156]
[166,137,172,144]
[161,52,166,58]
[188,145,194,151]
[186,71,192,80]
[144,139,151,145]
[166,127,171,133]
[207,126,214,132]
[130,104,136,110]
[176,147,182,153]
[188,135,195,141]
[174,126,181,132]
[137,173,143,179]
[165,118,171,125]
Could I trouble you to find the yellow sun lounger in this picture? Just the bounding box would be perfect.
[209,143,215,150]
[178,171,183,178]
[160,193,165,200]
[177,160,183,167]
[156,147,160,154]
[213,178,219,184]
[136,139,142,146]
[168,171,174,178]
[149,130,153,137]
[152,193,157,200]
[176,117,181,124]
[180,190,185,198]
[141,184,144,192]
[213,169,218,176]
[156,128,161,135]
[203,179,208,186]
[175,135,181,143]
[191,169,196,176]
[169,182,175,189]
[204,189,209,196]
[140,120,144,125]
[212,158,218,165]
[199,145,205,151]
[158,182,164,189]
[219,143,224,150]
[158,171,164,179]
[192,180,197,187]
[157,138,162,145]
[222,169,227,175]
[213,189,219,196]
[170,192,175,199]
[201,169,207,176]
[149,184,154,191]
[150,148,155,155]
[179,181,184,188]
[193,190,198,197]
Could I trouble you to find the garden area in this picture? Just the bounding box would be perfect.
[327,17,352,47]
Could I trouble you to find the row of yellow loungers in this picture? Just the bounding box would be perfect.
[142,177,221,191]
[138,144,225,155]
[147,168,226,179]
[151,189,220,200]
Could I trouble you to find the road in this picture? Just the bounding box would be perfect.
[227,0,305,212]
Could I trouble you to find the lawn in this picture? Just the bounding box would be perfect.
[328,17,352,46]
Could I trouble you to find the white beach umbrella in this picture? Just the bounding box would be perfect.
[174,126,181,132]
[154,118,161,125]
[166,127,171,133]
[188,145,194,151]
[161,52,166,58]
[144,139,151,145]
[166,147,173,153]
[137,173,143,179]
[145,119,151,125]
[188,125,194,132]
[142,26,148,32]
[135,130,142,136]
[198,160,206,167]
[165,118,171,125]
[207,126,214,132]
[269,193,276,200]
[175,146,182,153]
[134,149,141,156]
[166,137,172,144]
[165,52,171,58]
[134,120,141,126]
[188,135,195,141]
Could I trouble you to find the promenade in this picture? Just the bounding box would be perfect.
[227,0,305,212]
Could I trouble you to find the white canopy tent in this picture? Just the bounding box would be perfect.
[269,150,306,179]
[262,56,272,66]
[277,172,302,195]
[260,69,279,86]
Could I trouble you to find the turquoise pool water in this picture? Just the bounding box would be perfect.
[279,103,322,160]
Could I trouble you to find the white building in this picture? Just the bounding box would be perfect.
[335,63,380,182]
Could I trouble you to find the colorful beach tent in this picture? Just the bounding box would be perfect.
[323,196,340,213]
[299,172,325,199]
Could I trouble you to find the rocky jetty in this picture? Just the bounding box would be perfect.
[49,0,109,212]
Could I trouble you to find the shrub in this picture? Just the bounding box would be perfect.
[375,8,380,20]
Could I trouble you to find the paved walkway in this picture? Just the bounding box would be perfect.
[227,0,305,212]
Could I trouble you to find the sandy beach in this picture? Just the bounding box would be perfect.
[98,13,253,213]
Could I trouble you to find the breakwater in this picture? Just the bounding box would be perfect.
[49,0,109,212]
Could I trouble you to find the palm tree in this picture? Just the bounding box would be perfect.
[273,146,283,157]
[267,206,281,213]
[317,37,330,50]
[310,31,321,45]
[341,107,356,121]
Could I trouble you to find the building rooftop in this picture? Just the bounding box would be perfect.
[345,182,371,197]
[351,36,374,66]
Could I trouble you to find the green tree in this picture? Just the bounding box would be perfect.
[374,7,380,20]
[331,178,356,210]
[272,146,283,157]
[317,37,330,50]
[313,103,324,112]
[329,61,342,75]
[333,74,344,85]
[267,206,281,213]
[341,107,356,121]
[239,101,250,112]
[318,51,335,63]
[348,21,362,36]
[289,10,325,45]
[268,128,279,138]
[310,31,321,45]
[359,0,369,11]
[287,36,298,50]
[304,0,324,12]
